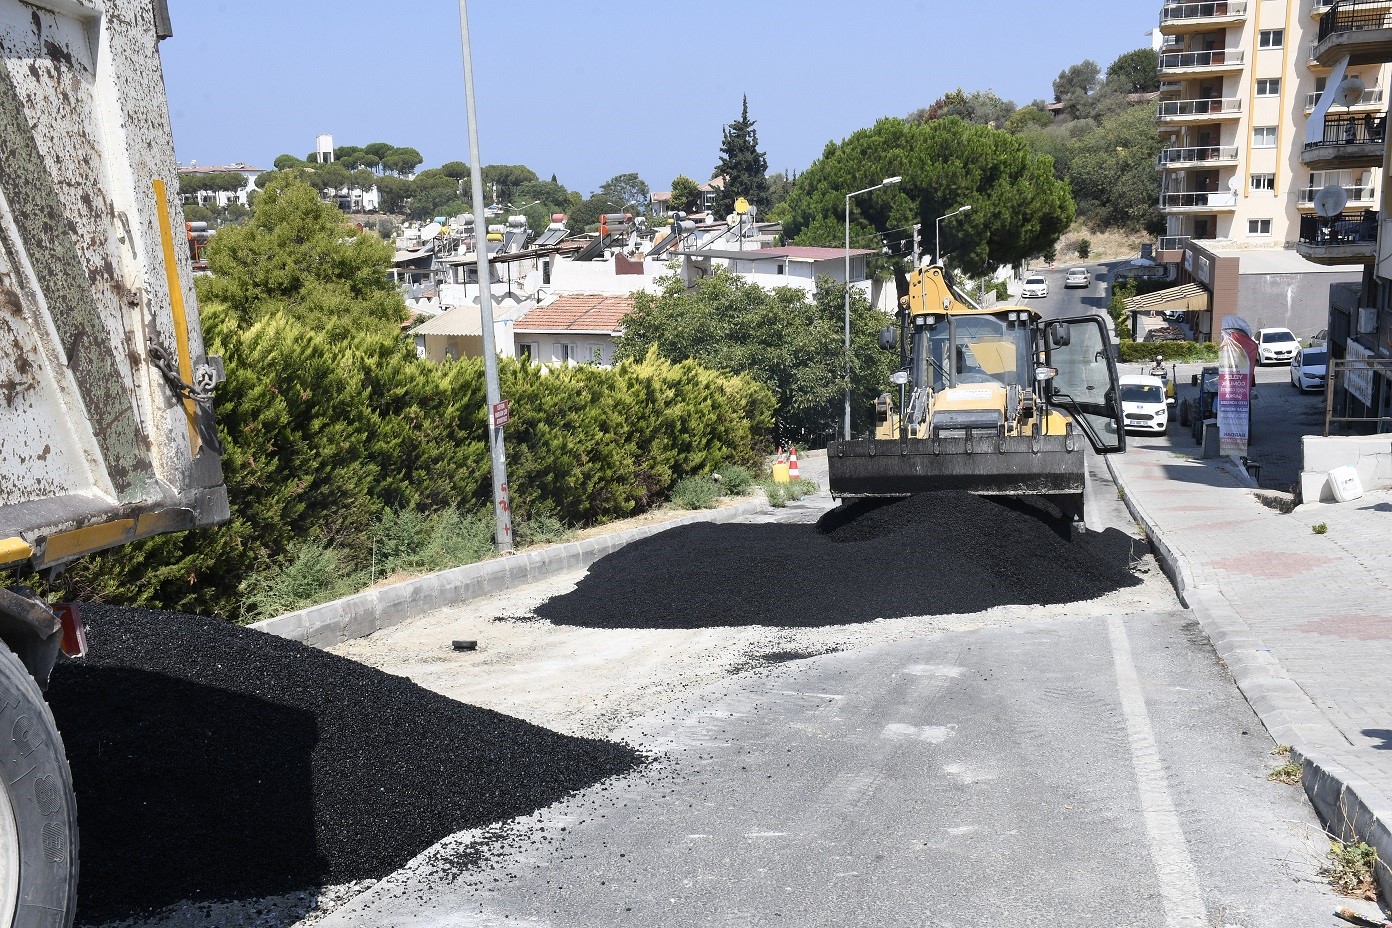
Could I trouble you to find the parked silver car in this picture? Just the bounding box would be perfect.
[1290,346,1327,393]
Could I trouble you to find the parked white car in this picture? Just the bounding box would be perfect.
[1119,374,1170,434]
[1064,267,1091,288]
[1290,346,1327,393]
[1021,276,1049,298]
[1257,327,1299,365]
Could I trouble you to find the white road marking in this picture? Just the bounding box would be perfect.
[1107,615,1208,928]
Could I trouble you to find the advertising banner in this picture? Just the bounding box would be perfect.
[1346,341,1374,407]
[1217,319,1258,457]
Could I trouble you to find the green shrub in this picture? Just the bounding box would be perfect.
[672,476,723,510]
[759,477,817,508]
[1075,239,1091,259]
[239,541,366,622]
[515,512,572,546]
[715,464,755,495]
[1119,341,1220,362]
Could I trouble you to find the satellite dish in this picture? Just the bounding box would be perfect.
[420,221,442,243]
[1334,76,1367,107]
[1227,175,1240,192]
[1313,184,1349,217]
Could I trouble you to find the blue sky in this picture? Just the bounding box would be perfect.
[164,2,1158,196]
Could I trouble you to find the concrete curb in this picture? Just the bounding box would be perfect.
[252,497,772,649]
[1106,455,1392,898]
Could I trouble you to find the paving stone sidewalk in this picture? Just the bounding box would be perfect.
[1107,443,1392,895]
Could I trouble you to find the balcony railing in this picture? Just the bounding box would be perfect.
[1157,97,1243,117]
[1318,0,1392,43]
[1160,49,1245,70]
[1296,184,1377,204]
[1158,145,1240,165]
[1299,210,1379,244]
[1161,191,1240,208]
[1305,87,1385,107]
[1157,236,1194,251]
[1304,112,1389,147]
[1162,1,1248,22]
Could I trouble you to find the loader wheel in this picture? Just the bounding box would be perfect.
[0,645,79,928]
[1178,399,1191,428]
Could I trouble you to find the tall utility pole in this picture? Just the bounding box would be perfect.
[457,0,513,552]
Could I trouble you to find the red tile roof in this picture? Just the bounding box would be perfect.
[515,294,635,333]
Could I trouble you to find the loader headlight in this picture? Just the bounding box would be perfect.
[1035,366,1057,381]
[890,370,910,385]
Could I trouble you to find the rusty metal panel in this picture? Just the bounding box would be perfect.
[0,0,227,568]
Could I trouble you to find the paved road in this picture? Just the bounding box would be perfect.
[1016,265,1112,322]
[313,461,1353,928]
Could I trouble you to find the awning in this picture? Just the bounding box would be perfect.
[412,304,483,336]
[1121,283,1208,314]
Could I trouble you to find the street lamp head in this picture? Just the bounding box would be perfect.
[882,176,903,187]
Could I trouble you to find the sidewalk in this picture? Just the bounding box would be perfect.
[1108,442,1392,897]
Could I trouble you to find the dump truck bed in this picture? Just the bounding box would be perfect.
[0,0,226,573]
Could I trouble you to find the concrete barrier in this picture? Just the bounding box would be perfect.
[1299,434,1392,503]
[252,497,771,647]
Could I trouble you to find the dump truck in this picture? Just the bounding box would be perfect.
[0,2,227,925]
[828,265,1125,524]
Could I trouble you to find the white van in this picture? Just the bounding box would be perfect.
[1119,374,1171,434]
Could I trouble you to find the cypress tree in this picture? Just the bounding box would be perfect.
[713,95,770,216]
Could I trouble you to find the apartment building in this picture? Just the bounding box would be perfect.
[1298,0,1392,429]
[1154,0,1381,339]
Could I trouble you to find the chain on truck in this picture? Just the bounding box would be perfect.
[0,3,228,925]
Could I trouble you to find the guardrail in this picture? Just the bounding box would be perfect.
[1161,1,1248,21]
[1297,185,1377,204]
[1318,0,1392,43]
[1304,112,1388,147]
[1161,191,1239,208]
[1157,97,1243,117]
[1158,145,1240,166]
[1160,49,1245,70]
[1305,87,1385,108]
[1298,209,1379,244]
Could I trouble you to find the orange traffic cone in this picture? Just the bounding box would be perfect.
[788,446,800,480]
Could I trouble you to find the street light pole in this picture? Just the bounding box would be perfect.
[934,204,972,266]
[457,0,513,552]
[844,176,902,441]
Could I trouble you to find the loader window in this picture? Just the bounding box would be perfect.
[914,315,1030,391]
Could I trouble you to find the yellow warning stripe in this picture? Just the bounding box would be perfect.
[41,520,135,563]
[0,536,33,568]
[151,178,201,457]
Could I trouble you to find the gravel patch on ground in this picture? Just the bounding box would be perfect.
[45,606,641,926]
[533,491,1143,630]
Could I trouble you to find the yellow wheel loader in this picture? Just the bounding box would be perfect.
[828,265,1125,525]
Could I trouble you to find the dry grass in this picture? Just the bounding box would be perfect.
[1321,841,1381,900]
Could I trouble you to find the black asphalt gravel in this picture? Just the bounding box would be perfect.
[535,492,1143,629]
[45,605,641,924]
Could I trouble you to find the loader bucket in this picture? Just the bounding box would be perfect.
[826,434,1087,521]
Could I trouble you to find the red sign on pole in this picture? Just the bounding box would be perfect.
[491,400,510,428]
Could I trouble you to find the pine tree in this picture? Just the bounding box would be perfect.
[713,95,769,216]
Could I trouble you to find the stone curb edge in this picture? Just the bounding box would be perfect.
[251,496,772,649]
[1105,455,1392,899]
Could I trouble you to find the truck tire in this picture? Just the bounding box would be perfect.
[0,645,78,928]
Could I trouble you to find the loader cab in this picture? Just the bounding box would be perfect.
[911,310,1033,392]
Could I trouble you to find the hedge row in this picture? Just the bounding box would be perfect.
[68,304,773,621]
[1119,341,1220,362]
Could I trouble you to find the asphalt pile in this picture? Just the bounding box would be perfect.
[46,605,641,924]
[535,491,1143,629]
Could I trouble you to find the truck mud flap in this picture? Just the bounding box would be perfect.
[827,435,1085,499]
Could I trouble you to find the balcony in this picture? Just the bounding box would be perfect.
[1313,0,1334,13]
[1302,113,1388,166]
[1160,1,1248,33]
[1304,86,1385,108]
[1296,210,1379,264]
[1156,97,1243,121]
[1157,145,1240,169]
[1161,191,1239,211]
[1309,42,1333,67]
[1296,184,1379,209]
[1315,0,1392,66]
[1158,48,1246,74]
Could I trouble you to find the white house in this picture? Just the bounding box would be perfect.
[177,162,264,208]
[513,294,634,367]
